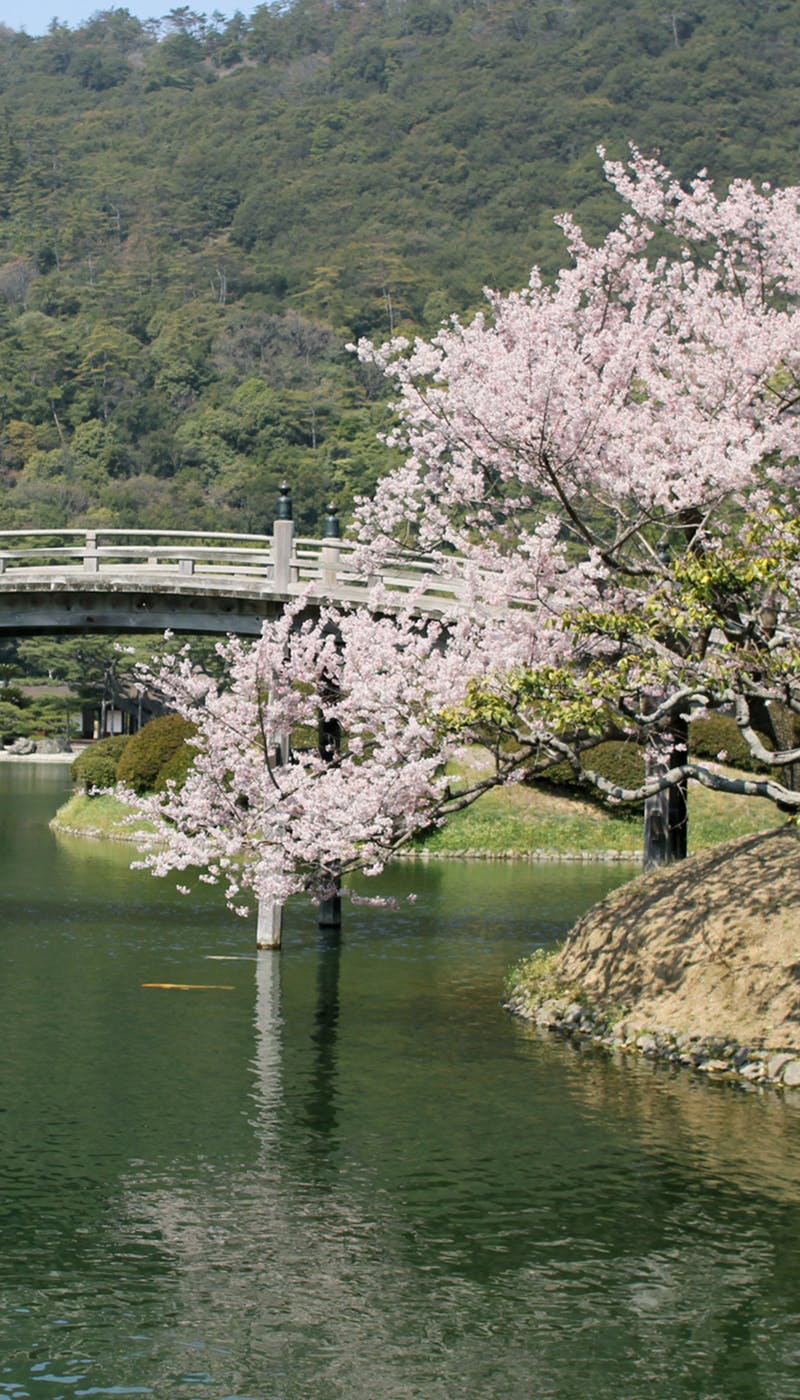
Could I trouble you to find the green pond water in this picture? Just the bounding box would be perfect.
[0,761,798,1399]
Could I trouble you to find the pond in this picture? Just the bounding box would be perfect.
[0,761,798,1399]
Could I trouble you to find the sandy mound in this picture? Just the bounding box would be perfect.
[557,825,800,1050]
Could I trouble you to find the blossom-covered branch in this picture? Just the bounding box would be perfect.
[124,149,800,901]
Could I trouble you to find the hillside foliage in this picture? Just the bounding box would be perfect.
[0,0,797,534]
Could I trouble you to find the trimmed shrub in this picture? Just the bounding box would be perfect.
[533,717,775,815]
[116,714,197,794]
[71,734,131,791]
[153,736,198,792]
[533,740,646,813]
[689,714,772,772]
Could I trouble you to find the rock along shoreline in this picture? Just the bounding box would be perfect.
[505,989,800,1095]
[506,827,800,1098]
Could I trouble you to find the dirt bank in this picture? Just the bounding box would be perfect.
[556,825,800,1051]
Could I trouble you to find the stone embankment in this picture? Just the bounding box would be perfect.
[508,825,800,1094]
[400,847,639,862]
[506,990,800,1091]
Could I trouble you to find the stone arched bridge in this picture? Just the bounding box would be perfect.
[0,521,463,637]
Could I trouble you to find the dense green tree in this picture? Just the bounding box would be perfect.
[0,0,795,534]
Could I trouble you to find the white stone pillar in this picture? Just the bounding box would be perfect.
[257,897,283,950]
[83,530,99,573]
[273,519,294,592]
[320,502,341,593]
[254,951,282,1147]
[272,482,295,592]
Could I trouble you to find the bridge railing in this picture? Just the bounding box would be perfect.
[0,528,466,608]
[295,536,466,603]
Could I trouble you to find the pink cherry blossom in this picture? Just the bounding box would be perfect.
[123,151,800,898]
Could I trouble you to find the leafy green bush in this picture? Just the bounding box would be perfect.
[116,714,197,794]
[689,714,772,772]
[533,740,646,812]
[153,737,198,792]
[71,735,131,791]
[534,718,777,811]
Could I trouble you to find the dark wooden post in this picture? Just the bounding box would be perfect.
[642,713,689,870]
[318,596,343,928]
[317,685,343,928]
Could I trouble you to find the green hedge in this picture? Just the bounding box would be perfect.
[71,735,131,791]
[116,714,197,794]
[153,737,198,792]
[533,717,776,812]
[689,714,773,771]
[533,740,646,812]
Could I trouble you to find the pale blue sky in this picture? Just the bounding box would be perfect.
[1,1,258,38]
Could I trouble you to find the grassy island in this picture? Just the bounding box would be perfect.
[53,764,778,860]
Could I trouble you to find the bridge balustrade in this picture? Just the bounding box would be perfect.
[0,524,466,618]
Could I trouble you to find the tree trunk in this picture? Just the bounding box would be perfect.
[317,701,342,928]
[766,701,800,795]
[642,715,688,871]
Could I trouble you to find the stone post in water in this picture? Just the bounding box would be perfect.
[256,727,291,948]
[257,898,284,950]
[256,485,298,949]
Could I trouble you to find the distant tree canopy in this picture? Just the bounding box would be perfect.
[0,0,797,533]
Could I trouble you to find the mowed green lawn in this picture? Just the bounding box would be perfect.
[54,761,783,859]
[418,757,781,858]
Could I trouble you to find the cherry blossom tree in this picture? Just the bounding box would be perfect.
[352,147,800,865]
[122,602,509,926]
[123,150,800,924]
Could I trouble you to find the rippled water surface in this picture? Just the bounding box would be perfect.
[0,761,799,1399]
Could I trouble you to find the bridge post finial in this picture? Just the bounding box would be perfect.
[273,481,295,592]
[323,502,340,540]
[275,481,293,522]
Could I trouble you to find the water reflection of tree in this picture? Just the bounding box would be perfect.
[108,937,800,1397]
[253,931,343,1182]
[303,928,342,1172]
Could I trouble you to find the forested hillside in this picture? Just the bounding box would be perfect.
[0,0,797,533]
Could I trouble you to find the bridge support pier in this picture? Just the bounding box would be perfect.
[257,898,283,950]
